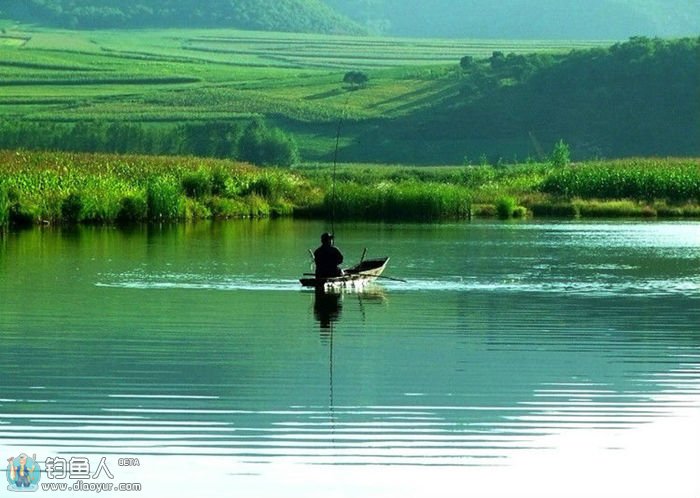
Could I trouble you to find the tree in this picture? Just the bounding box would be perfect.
[551,139,571,168]
[489,51,506,70]
[343,70,369,89]
[238,120,299,167]
[459,55,474,70]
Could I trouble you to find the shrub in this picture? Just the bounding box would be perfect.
[512,206,528,218]
[239,120,299,167]
[181,170,212,198]
[472,203,497,217]
[550,139,571,168]
[61,192,84,223]
[244,194,271,217]
[117,194,147,223]
[210,168,230,196]
[185,198,212,220]
[207,197,248,218]
[10,201,38,226]
[572,199,643,217]
[496,196,517,219]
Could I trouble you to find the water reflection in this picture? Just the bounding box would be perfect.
[313,290,343,330]
[1,221,699,497]
[311,287,388,332]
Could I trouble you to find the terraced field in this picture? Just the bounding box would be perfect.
[0,25,610,123]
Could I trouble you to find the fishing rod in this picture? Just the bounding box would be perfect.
[329,95,350,238]
[330,112,341,238]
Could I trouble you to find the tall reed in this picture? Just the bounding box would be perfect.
[0,150,316,225]
[0,184,9,227]
[323,181,471,221]
[540,159,700,202]
[147,176,186,221]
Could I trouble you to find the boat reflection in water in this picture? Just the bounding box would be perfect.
[313,289,343,330]
[311,286,387,333]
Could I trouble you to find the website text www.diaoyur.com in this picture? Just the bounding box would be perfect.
[40,480,142,492]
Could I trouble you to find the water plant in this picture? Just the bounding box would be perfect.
[116,194,148,223]
[61,192,84,224]
[0,184,8,228]
[146,176,186,220]
[315,181,472,221]
[540,159,700,202]
[0,150,698,225]
[181,169,212,199]
[495,196,517,219]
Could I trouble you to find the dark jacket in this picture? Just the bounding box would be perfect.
[314,244,343,278]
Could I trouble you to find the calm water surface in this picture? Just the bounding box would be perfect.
[1,220,699,497]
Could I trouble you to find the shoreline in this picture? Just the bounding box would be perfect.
[1,150,699,228]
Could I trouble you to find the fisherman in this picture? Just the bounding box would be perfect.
[8,454,34,488]
[314,232,344,279]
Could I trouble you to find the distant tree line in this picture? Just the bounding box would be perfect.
[447,36,699,158]
[0,0,363,33]
[0,120,299,167]
[335,36,699,164]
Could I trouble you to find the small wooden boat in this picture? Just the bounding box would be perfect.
[300,257,389,291]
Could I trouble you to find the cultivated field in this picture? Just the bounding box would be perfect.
[0,24,611,158]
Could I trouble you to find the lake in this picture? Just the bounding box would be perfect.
[1,220,699,497]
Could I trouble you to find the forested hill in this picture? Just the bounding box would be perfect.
[5,0,698,38]
[342,37,700,163]
[325,0,700,39]
[0,0,364,33]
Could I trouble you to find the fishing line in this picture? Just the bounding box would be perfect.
[330,119,340,237]
[330,95,350,238]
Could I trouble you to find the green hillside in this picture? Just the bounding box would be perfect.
[341,36,700,163]
[0,25,696,164]
[0,0,363,34]
[325,0,700,39]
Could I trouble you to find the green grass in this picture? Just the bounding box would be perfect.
[1,26,695,168]
[0,150,319,225]
[1,151,699,227]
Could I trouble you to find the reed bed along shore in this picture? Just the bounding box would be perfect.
[0,150,320,226]
[1,150,699,228]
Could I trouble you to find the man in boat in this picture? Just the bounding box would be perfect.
[314,232,344,279]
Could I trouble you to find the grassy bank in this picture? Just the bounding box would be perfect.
[0,150,320,226]
[0,150,698,227]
